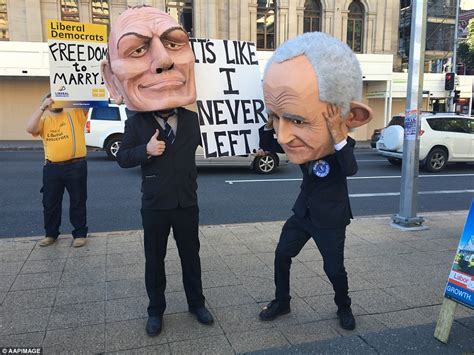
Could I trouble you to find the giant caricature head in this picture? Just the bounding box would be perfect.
[263,32,373,164]
[101,6,196,112]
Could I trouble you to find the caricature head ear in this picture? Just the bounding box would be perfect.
[100,59,124,105]
[345,101,373,128]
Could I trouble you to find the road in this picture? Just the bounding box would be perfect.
[0,149,473,238]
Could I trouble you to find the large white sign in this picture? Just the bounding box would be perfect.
[192,39,267,157]
[47,20,108,108]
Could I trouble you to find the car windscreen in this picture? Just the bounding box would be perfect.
[388,116,405,128]
[91,107,120,121]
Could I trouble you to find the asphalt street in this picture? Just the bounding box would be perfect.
[0,149,473,237]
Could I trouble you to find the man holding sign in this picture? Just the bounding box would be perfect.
[258,32,373,331]
[101,6,212,337]
[26,94,88,248]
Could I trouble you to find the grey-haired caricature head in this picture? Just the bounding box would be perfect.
[263,32,373,164]
[101,6,196,112]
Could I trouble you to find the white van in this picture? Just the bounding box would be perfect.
[85,105,288,174]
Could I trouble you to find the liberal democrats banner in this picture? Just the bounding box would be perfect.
[47,20,108,108]
[444,200,474,309]
[191,39,267,158]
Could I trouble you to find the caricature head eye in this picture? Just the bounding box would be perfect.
[290,118,304,125]
[163,40,184,50]
[130,43,149,57]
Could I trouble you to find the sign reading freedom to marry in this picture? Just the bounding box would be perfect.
[192,39,267,157]
[47,20,108,108]
[444,200,474,309]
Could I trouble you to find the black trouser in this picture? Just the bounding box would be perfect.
[141,205,205,316]
[42,159,88,239]
[274,213,351,309]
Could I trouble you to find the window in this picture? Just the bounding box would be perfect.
[0,0,8,40]
[91,0,110,26]
[303,0,321,33]
[347,1,364,53]
[166,1,193,36]
[91,107,120,121]
[427,117,470,133]
[61,0,80,22]
[257,0,276,50]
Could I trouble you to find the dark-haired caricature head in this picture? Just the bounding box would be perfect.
[101,7,196,111]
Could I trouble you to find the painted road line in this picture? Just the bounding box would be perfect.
[349,190,474,198]
[224,173,474,184]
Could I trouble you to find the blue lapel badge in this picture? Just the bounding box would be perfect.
[312,159,330,177]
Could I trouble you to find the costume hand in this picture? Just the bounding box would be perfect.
[146,129,166,156]
[40,97,54,111]
[323,103,346,144]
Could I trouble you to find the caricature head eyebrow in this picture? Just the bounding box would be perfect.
[160,26,188,40]
[282,113,305,122]
[116,32,151,51]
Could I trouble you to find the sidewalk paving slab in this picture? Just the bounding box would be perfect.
[0,211,473,354]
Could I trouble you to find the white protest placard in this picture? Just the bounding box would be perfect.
[192,39,267,157]
[47,20,108,108]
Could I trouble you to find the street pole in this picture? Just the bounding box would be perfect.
[392,0,427,229]
[449,0,460,112]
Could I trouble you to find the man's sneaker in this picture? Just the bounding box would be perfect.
[39,237,56,247]
[337,306,356,330]
[72,238,87,248]
[259,300,290,321]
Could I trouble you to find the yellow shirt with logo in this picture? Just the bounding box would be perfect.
[35,109,87,163]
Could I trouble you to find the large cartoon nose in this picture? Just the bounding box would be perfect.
[149,37,175,74]
[274,118,294,145]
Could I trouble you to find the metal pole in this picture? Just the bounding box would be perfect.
[392,0,427,229]
[449,0,460,112]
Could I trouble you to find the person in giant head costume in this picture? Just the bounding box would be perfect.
[258,32,373,330]
[101,6,213,337]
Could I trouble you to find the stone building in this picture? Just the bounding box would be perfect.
[0,0,400,140]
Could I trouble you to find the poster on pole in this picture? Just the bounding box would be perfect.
[47,20,108,108]
[443,200,474,309]
[192,39,267,157]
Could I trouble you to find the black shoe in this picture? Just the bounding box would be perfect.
[259,300,291,321]
[337,307,356,330]
[189,306,214,325]
[146,315,163,336]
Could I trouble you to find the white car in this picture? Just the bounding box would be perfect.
[85,105,288,174]
[376,113,474,172]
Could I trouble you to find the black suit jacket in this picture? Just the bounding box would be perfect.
[258,125,284,154]
[116,108,201,210]
[292,137,358,229]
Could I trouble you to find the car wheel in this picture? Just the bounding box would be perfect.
[253,154,277,174]
[387,157,402,166]
[424,148,447,172]
[105,135,122,160]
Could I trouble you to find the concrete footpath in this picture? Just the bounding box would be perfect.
[0,211,473,354]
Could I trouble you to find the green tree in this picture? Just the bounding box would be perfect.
[456,18,474,74]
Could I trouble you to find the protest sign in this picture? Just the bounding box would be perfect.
[47,20,108,108]
[443,200,474,309]
[192,39,267,157]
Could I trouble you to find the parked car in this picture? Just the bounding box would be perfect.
[370,128,381,148]
[85,105,288,174]
[376,113,474,172]
[370,115,405,148]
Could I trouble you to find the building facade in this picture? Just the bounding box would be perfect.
[0,0,402,141]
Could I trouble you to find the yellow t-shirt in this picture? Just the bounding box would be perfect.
[35,109,87,162]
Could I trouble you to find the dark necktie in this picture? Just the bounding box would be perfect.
[154,109,176,144]
[163,119,175,144]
